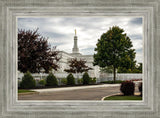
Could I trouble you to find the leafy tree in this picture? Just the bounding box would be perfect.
[118,63,142,73]
[93,26,136,83]
[100,66,113,73]
[137,63,142,73]
[18,28,61,73]
[64,58,92,78]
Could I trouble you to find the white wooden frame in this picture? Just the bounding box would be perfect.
[0,0,159,118]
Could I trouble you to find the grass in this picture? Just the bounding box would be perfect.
[104,95,142,100]
[101,80,124,84]
[18,89,35,93]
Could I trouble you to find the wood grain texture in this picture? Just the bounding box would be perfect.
[0,0,160,118]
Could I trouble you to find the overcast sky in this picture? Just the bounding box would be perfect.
[18,17,143,63]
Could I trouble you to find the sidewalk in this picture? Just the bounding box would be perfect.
[31,84,120,93]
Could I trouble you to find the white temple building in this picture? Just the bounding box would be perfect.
[53,30,100,80]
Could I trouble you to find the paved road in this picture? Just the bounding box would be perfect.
[18,85,139,100]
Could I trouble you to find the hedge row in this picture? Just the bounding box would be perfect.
[19,72,97,89]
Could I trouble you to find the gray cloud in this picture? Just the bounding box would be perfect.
[18,17,143,63]
[129,34,142,40]
[129,18,142,25]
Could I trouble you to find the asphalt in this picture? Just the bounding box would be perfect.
[18,84,140,100]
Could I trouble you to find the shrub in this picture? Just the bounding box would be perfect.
[66,73,75,85]
[39,79,46,86]
[101,80,123,84]
[138,82,142,96]
[89,77,96,84]
[20,71,36,89]
[46,73,58,86]
[120,81,135,96]
[82,72,90,85]
[61,78,67,85]
[77,78,83,85]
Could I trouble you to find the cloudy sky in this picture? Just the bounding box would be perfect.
[18,17,143,63]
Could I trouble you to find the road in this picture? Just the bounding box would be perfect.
[18,84,139,100]
[18,85,121,100]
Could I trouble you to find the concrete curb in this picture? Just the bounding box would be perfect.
[101,93,121,101]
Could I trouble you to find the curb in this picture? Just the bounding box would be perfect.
[101,93,121,101]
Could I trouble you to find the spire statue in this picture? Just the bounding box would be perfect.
[75,29,77,36]
[72,29,79,54]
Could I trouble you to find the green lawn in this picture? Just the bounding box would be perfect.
[104,95,142,100]
[18,89,35,93]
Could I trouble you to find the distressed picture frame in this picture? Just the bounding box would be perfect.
[0,0,159,118]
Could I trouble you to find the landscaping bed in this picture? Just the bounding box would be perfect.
[100,80,124,84]
[18,83,103,89]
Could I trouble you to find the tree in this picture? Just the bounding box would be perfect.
[46,73,58,86]
[82,72,90,85]
[93,26,136,83]
[64,58,92,78]
[20,71,36,89]
[18,28,61,73]
[100,66,113,73]
[118,62,142,73]
[66,73,75,85]
[137,63,142,73]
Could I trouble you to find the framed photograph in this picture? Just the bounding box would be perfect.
[0,0,159,118]
[17,16,143,101]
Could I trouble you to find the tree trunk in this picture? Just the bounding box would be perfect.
[76,72,79,84]
[113,67,116,83]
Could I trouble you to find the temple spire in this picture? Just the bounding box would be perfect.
[72,29,79,54]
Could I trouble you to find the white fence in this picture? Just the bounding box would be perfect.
[99,73,142,82]
[18,72,142,86]
[18,73,84,85]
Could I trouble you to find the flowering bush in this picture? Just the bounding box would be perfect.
[120,81,135,96]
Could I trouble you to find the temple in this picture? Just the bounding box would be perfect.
[54,30,100,81]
